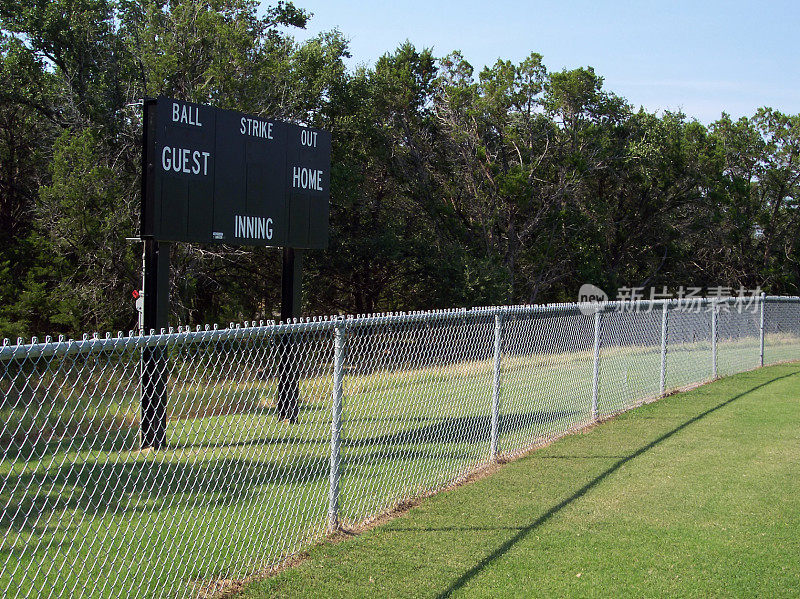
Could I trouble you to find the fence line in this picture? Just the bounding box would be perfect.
[2,295,799,598]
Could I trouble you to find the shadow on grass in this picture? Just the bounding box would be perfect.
[344,411,578,448]
[0,409,578,538]
[2,427,141,462]
[435,369,799,598]
[169,409,581,452]
[0,455,331,535]
[0,400,322,462]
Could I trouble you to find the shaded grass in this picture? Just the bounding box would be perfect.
[241,363,800,598]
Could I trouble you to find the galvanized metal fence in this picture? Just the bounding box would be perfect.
[2,295,799,598]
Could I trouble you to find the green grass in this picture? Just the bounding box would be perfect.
[1,334,798,598]
[240,362,800,598]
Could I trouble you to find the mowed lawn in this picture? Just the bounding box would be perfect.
[241,362,800,598]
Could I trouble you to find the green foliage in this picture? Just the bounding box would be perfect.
[34,128,138,332]
[1,1,799,337]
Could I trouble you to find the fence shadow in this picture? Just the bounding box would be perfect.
[433,369,798,598]
[168,409,581,452]
[0,408,581,541]
[343,410,579,448]
[0,454,330,537]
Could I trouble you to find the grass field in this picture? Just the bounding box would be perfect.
[1,334,798,598]
[241,362,800,598]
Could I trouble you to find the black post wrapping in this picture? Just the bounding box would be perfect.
[141,239,170,448]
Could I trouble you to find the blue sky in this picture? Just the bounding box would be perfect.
[289,0,800,123]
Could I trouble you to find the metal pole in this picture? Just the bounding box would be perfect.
[660,302,668,396]
[592,310,601,421]
[141,238,170,449]
[759,292,766,367]
[490,312,503,460]
[139,98,170,451]
[711,300,718,379]
[329,322,345,532]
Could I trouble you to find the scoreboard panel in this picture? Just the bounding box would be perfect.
[141,97,330,248]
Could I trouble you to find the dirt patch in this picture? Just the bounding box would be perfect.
[193,550,312,599]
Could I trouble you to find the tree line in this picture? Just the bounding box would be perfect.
[1,0,799,338]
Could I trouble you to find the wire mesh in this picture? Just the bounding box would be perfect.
[665,304,714,390]
[764,298,800,365]
[341,312,494,524]
[1,325,334,599]
[598,307,662,416]
[500,308,595,457]
[1,296,797,598]
[716,301,761,377]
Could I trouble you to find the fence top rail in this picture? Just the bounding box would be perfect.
[763,295,800,303]
[1,294,785,361]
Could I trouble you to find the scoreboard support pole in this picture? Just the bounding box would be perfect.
[278,247,303,421]
[141,239,170,449]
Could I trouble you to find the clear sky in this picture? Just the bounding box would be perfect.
[289,0,800,123]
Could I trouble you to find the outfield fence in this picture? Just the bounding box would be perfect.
[2,295,800,598]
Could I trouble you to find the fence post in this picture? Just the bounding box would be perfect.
[591,310,601,421]
[490,311,503,460]
[329,321,345,532]
[711,299,717,379]
[660,302,668,396]
[759,292,766,367]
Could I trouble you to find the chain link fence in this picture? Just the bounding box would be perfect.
[1,295,798,598]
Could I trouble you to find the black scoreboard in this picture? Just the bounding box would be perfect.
[141,97,331,248]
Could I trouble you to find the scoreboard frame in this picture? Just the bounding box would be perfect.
[141,97,331,249]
